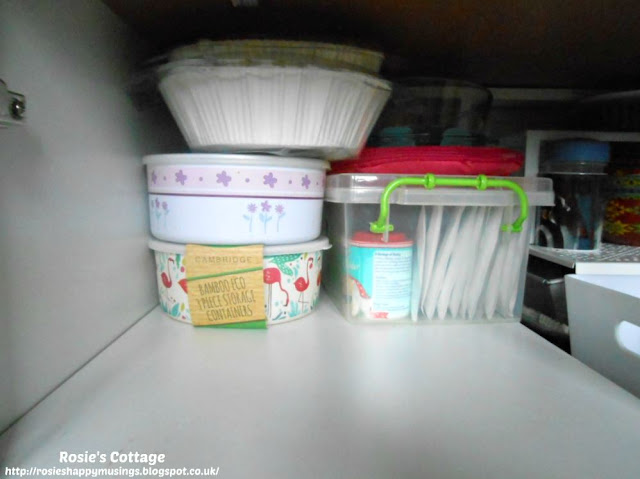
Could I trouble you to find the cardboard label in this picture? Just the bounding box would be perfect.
[185,244,265,326]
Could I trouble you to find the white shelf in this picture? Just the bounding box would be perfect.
[2,299,640,478]
[530,243,640,274]
[524,130,640,176]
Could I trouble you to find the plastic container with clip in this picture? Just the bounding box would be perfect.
[323,173,554,323]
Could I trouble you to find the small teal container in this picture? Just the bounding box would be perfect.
[348,231,413,319]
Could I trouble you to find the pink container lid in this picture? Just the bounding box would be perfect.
[329,146,523,176]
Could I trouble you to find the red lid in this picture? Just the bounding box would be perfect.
[350,231,413,247]
[329,146,524,176]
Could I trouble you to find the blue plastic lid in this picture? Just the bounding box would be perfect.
[546,139,610,164]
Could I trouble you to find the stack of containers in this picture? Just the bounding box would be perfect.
[144,39,392,326]
[319,76,552,324]
[327,78,528,177]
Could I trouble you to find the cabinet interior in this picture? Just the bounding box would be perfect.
[102,0,640,89]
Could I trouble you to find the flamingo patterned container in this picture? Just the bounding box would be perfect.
[144,154,330,245]
[148,237,330,325]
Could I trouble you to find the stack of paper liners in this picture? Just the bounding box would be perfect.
[158,63,391,158]
[412,205,530,321]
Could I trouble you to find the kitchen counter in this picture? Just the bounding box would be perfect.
[2,299,640,478]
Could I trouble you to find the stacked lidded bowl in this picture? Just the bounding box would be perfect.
[145,39,392,325]
[158,39,391,158]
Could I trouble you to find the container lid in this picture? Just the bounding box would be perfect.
[542,140,610,173]
[350,231,413,247]
[143,154,330,171]
[325,174,554,207]
[329,146,523,176]
[158,60,392,92]
[148,236,331,256]
[167,39,384,74]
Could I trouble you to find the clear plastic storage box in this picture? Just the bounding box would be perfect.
[323,174,554,323]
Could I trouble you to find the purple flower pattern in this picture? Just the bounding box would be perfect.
[216,170,232,187]
[175,170,187,185]
[275,204,284,214]
[160,167,323,193]
[259,201,273,233]
[151,170,158,184]
[263,172,278,188]
[151,197,170,225]
[243,203,257,232]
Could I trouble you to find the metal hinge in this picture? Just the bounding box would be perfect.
[1,79,26,127]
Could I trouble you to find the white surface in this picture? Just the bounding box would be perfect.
[524,130,640,176]
[567,274,640,297]
[149,194,324,245]
[566,275,640,398]
[529,244,640,274]
[0,0,184,431]
[2,300,640,478]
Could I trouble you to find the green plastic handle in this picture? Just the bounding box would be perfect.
[369,174,529,234]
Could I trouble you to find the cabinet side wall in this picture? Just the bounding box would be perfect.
[0,0,184,431]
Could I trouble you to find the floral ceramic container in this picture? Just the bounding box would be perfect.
[144,154,330,245]
[148,237,330,325]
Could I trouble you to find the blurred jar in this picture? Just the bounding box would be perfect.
[536,139,610,250]
[368,78,492,147]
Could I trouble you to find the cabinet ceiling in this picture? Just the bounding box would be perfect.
[103,0,640,89]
